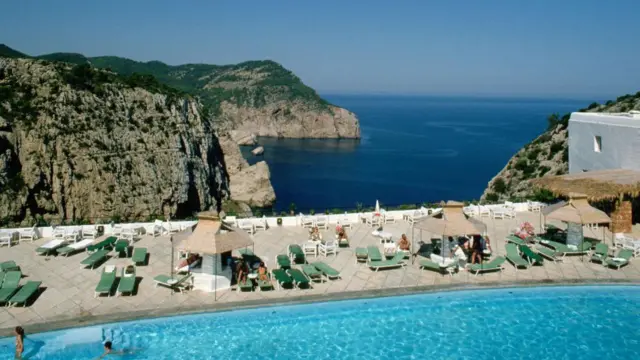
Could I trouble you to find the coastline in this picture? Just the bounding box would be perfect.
[2,279,637,338]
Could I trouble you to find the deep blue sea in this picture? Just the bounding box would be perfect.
[242,95,588,212]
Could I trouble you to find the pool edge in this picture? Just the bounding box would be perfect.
[2,278,639,337]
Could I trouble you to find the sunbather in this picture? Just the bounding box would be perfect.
[309,226,323,241]
[258,262,268,281]
[236,260,248,284]
[336,227,348,241]
[398,234,410,251]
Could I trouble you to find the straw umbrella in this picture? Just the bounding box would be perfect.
[542,193,611,260]
[412,201,485,265]
[176,212,253,300]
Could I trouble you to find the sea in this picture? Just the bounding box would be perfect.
[241,95,589,213]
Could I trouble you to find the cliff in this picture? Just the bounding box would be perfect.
[481,92,640,202]
[0,57,272,225]
[0,45,360,140]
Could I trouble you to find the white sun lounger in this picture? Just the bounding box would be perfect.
[57,239,94,257]
[35,239,67,255]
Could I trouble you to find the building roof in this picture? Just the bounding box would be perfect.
[531,169,640,201]
[569,111,640,128]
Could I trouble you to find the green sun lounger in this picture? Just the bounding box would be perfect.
[277,254,292,269]
[0,271,22,304]
[535,246,563,262]
[132,247,148,265]
[590,243,609,263]
[7,281,41,307]
[237,278,253,292]
[287,268,310,289]
[81,249,109,269]
[154,274,192,293]
[368,253,405,271]
[505,235,526,246]
[338,237,349,247]
[272,269,293,289]
[257,273,274,291]
[605,249,633,270]
[87,236,117,253]
[519,245,544,265]
[117,266,136,296]
[419,258,450,275]
[505,243,529,269]
[540,239,592,257]
[367,246,383,262]
[0,261,20,272]
[114,239,130,257]
[355,247,368,263]
[302,264,324,282]
[311,261,341,280]
[94,266,117,298]
[288,244,306,264]
[468,256,506,276]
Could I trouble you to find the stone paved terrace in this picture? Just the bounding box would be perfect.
[1,211,639,336]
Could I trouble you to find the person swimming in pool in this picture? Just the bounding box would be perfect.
[97,341,135,358]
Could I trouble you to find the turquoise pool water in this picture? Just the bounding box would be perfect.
[2,286,638,359]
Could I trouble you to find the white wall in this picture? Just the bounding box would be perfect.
[569,113,640,174]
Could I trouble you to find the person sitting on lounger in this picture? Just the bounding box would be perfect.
[258,262,268,281]
[483,235,492,253]
[236,260,248,284]
[398,234,410,251]
[309,226,323,241]
[336,227,348,241]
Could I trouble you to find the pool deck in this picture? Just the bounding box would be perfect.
[1,211,639,336]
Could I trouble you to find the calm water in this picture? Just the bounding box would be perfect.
[3,286,638,359]
[242,95,587,212]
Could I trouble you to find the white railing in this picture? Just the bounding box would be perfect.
[0,201,544,237]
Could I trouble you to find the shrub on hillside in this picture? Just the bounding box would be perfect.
[492,177,507,194]
[485,192,499,202]
[549,141,564,154]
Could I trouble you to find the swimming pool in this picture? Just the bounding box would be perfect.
[2,285,638,359]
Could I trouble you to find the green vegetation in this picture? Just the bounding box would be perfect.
[492,177,507,194]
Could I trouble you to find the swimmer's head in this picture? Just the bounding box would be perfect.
[104,341,112,350]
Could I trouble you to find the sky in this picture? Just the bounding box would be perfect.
[1,0,639,99]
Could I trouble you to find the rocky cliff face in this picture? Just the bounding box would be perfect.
[481,92,640,201]
[0,58,231,225]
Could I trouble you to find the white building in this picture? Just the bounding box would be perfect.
[568,111,640,174]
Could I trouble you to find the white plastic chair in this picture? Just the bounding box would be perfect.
[0,232,16,247]
[253,218,267,232]
[384,213,397,224]
[64,228,81,243]
[337,216,352,229]
[367,215,382,228]
[19,225,38,243]
[121,227,136,242]
[303,242,318,258]
[319,240,338,257]
[238,220,255,235]
[300,214,315,228]
[52,227,66,240]
[316,216,329,230]
[81,225,98,240]
[149,220,163,237]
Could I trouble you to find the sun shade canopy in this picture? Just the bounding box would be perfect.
[413,201,485,236]
[543,193,611,225]
[176,212,253,255]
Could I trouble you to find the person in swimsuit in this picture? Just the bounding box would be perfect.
[97,341,136,358]
[15,326,24,359]
[236,260,247,284]
[398,234,411,251]
[257,262,268,281]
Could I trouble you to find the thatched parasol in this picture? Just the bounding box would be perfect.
[543,193,611,225]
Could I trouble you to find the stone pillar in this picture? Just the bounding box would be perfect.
[611,200,632,234]
[566,222,583,247]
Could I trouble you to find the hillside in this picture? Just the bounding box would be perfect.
[1,45,360,140]
[481,92,640,202]
[0,57,274,226]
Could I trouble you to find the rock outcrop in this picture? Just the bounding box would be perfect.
[219,102,360,139]
[0,58,231,224]
[481,92,640,201]
[218,137,275,207]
